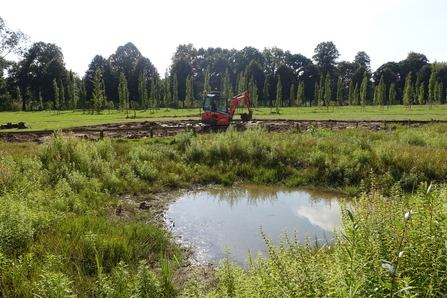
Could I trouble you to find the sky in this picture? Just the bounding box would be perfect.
[2,0,447,77]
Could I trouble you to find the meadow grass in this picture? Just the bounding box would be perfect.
[2,123,447,296]
[1,104,447,132]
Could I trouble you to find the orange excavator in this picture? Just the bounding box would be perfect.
[201,91,252,126]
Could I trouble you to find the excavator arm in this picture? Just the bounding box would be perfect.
[229,92,253,121]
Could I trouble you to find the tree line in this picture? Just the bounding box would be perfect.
[1,16,447,112]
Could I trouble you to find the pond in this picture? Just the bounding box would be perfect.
[165,185,342,265]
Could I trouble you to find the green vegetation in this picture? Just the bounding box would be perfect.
[1,103,447,132]
[2,122,447,296]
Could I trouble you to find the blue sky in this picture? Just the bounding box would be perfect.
[2,0,447,77]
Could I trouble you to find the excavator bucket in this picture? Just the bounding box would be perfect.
[241,113,252,122]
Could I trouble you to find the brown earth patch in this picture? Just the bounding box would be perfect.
[0,119,433,143]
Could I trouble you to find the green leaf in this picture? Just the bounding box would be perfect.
[346,210,354,223]
[379,277,392,289]
[345,247,353,259]
[392,220,404,229]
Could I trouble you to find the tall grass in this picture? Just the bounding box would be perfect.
[185,182,447,297]
[2,124,447,296]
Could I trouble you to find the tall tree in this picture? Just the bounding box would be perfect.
[318,76,324,108]
[163,73,171,110]
[53,78,60,113]
[118,72,129,113]
[67,70,78,110]
[203,66,211,95]
[403,72,414,109]
[428,70,437,107]
[348,81,354,105]
[138,72,149,110]
[59,79,65,110]
[354,51,371,69]
[0,17,29,58]
[312,41,340,76]
[276,75,282,113]
[84,55,116,105]
[360,72,368,110]
[263,77,269,107]
[389,83,396,106]
[324,73,331,109]
[297,81,304,106]
[248,77,258,108]
[417,81,425,105]
[336,77,343,106]
[17,42,66,110]
[185,75,194,109]
[237,71,246,94]
[92,68,106,113]
[173,73,180,109]
[149,80,160,111]
[171,57,193,104]
[222,69,233,101]
[378,75,386,108]
[289,84,295,107]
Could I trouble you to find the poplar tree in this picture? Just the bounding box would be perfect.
[203,67,211,95]
[428,70,437,108]
[248,77,258,108]
[149,80,160,112]
[389,83,396,106]
[276,75,282,114]
[38,89,43,110]
[353,83,359,106]
[318,76,324,108]
[417,81,425,104]
[297,81,304,107]
[59,80,65,110]
[118,72,129,114]
[436,82,444,104]
[67,71,78,111]
[360,71,368,111]
[163,74,171,110]
[185,75,194,109]
[223,70,233,100]
[289,84,295,107]
[92,69,106,114]
[53,78,60,114]
[324,73,331,110]
[348,81,354,105]
[263,77,269,107]
[336,77,343,107]
[373,85,380,107]
[172,73,179,109]
[378,75,386,108]
[403,72,413,109]
[138,72,149,110]
[313,82,319,107]
[237,72,247,94]
[79,79,87,110]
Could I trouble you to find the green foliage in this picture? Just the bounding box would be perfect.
[186,183,447,297]
[4,123,447,296]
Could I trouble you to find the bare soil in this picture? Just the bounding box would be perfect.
[0,119,432,143]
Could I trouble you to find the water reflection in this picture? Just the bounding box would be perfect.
[166,185,341,265]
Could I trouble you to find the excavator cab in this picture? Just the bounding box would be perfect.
[201,91,231,125]
[201,90,252,126]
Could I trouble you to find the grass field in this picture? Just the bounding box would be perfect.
[1,104,447,131]
[2,106,447,296]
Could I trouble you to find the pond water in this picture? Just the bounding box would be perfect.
[165,185,342,265]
